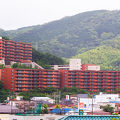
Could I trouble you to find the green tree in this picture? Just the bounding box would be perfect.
[0,81,3,89]
[100,104,114,114]
[32,48,65,69]
[44,87,57,94]
[55,104,60,109]
[0,81,9,103]
[42,104,48,114]
[111,118,120,120]
[100,88,105,92]
[2,36,9,40]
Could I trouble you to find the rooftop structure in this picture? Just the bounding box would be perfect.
[69,59,82,70]
[51,64,69,70]
[31,97,55,103]
[52,59,100,71]
[51,59,81,70]
[82,64,100,71]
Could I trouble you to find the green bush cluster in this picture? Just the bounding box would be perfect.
[0,81,9,103]
[12,63,33,69]
[18,87,87,100]
[100,104,114,114]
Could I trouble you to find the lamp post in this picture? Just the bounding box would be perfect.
[10,92,13,114]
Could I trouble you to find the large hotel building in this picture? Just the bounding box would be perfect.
[0,37,120,93]
[0,68,119,93]
[0,37,32,65]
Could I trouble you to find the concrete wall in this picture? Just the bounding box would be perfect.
[0,114,10,120]
[9,114,63,120]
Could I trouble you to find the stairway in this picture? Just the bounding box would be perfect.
[32,62,44,69]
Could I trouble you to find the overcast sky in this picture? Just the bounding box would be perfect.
[0,0,120,30]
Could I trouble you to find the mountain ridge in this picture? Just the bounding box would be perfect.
[1,10,120,70]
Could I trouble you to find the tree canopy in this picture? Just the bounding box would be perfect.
[0,81,9,103]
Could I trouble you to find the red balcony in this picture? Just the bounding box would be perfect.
[79,83,84,85]
[51,82,57,85]
[93,83,98,85]
[107,80,111,82]
[88,86,91,88]
[115,83,118,86]
[93,73,98,75]
[106,90,111,92]
[42,79,47,81]
[0,47,3,50]
[93,86,98,89]
[79,86,84,88]
[93,80,98,82]
[102,83,105,85]
[106,86,111,89]
[21,89,28,91]
[93,89,98,92]
[42,82,47,84]
[79,79,84,82]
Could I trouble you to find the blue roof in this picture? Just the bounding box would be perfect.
[50,108,74,114]
[50,109,61,114]
[110,101,120,104]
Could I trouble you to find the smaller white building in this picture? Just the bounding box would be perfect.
[31,97,55,104]
[82,64,100,71]
[76,92,119,112]
[51,65,69,70]
[94,92,119,103]
[51,59,82,70]
[69,59,82,70]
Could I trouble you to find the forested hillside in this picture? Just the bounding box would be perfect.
[32,48,65,69]
[74,35,120,70]
[4,10,120,57]
[1,10,120,70]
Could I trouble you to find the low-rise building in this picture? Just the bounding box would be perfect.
[82,64,100,71]
[51,59,81,70]
[31,97,55,104]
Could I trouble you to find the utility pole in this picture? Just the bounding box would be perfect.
[92,95,93,115]
[78,97,80,113]
[10,92,13,114]
[58,91,61,103]
[54,92,56,104]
